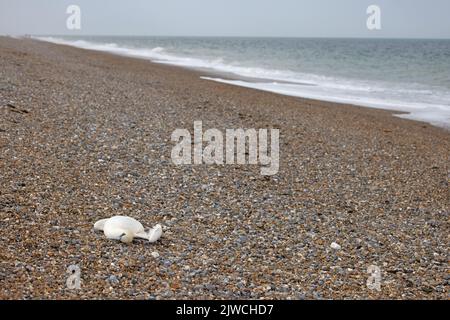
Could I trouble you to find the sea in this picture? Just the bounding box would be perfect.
[34,36,450,128]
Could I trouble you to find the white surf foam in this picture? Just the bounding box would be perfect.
[201,77,450,128]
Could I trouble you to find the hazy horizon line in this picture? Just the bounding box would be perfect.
[7,34,450,41]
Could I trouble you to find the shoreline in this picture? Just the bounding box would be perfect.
[30,36,450,130]
[0,36,449,299]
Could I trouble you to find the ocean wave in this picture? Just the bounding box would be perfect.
[201,77,450,128]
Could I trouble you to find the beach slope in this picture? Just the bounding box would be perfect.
[0,37,448,299]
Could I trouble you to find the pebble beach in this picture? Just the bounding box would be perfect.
[0,37,449,299]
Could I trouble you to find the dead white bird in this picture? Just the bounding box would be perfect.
[94,216,162,244]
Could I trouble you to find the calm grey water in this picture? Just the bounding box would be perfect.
[37,36,450,127]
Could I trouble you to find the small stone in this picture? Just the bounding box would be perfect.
[205,284,216,291]
[330,242,341,250]
[107,275,119,284]
[151,251,160,258]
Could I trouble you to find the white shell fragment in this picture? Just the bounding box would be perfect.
[330,242,342,250]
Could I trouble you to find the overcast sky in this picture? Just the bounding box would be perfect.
[1,0,449,38]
